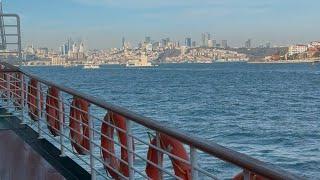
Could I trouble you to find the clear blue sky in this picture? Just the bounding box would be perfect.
[5,0,320,49]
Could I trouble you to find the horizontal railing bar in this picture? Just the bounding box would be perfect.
[4,25,17,27]
[4,34,19,36]
[0,62,303,180]
[33,110,149,179]
[5,43,19,45]
[0,51,19,53]
[0,69,20,73]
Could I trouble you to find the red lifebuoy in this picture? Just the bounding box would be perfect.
[69,97,90,155]
[233,171,268,180]
[146,134,191,180]
[27,79,43,121]
[46,87,64,136]
[101,111,133,179]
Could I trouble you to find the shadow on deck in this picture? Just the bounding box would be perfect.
[0,108,90,180]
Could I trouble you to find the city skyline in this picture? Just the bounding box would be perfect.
[5,0,320,49]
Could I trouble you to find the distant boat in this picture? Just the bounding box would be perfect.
[83,63,100,69]
[83,61,100,69]
[126,54,156,67]
[63,63,77,68]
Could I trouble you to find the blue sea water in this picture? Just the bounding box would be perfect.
[25,63,320,179]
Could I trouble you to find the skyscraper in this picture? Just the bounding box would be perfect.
[201,32,211,47]
[213,40,217,48]
[222,40,228,49]
[201,33,206,47]
[185,37,192,47]
[122,37,125,49]
[245,39,252,48]
[266,42,271,48]
[161,38,170,48]
[208,40,214,48]
[207,33,211,41]
[145,36,151,43]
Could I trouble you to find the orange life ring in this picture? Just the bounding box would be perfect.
[27,78,43,121]
[46,87,64,136]
[146,133,191,180]
[101,111,133,179]
[69,97,90,155]
[233,171,268,180]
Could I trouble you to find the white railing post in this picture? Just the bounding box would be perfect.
[190,146,198,180]
[36,82,42,139]
[5,73,10,108]
[19,74,25,124]
[156,132,163,179]
[58,96,65,156]
[88,107,96,180]
[126,119,134,180]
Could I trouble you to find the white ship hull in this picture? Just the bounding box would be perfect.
[83,64,100,69]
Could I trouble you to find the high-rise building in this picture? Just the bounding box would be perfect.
[60,45,64,55]
[185,38,192,47]
[161,38,170,48]
[145,36,151,43]
[245,39,251,48]
[266,42,271,48]
[152,42,160,50]
[213,40,217,48]
[192,41,196,47]
[201,33,206,47]
[207,33,211,41]
[222,40,228,49]
[201,32,211,47]
[288,45,307,56]
[122,37,125,49]
[68,38,73,52]
[208,40,214,48]
[79,42,84,53]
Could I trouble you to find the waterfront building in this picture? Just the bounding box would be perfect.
[307,41,320,49]
[52,56,66,65]
[288,45,308,56]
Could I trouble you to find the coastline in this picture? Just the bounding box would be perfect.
[248,59,319,64]
[20,59,320,67]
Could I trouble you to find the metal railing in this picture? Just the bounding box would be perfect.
[0,62,303,180]
[0,14,22,62]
